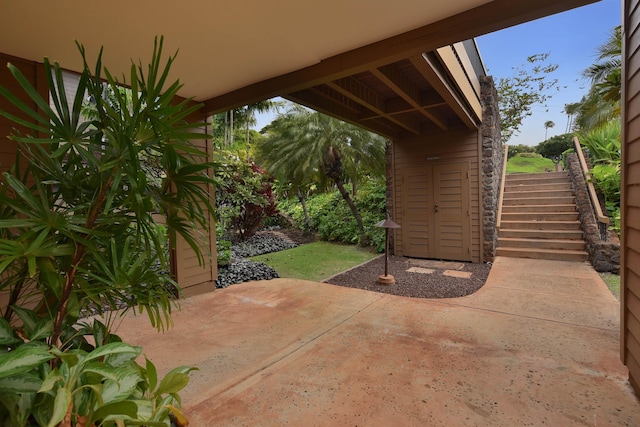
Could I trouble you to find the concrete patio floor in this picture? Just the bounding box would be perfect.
[116,256,640,426]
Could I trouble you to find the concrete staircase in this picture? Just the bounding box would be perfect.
[497,171,588,262]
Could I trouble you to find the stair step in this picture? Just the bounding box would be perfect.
[506,174,569,185]
[496,247,588,262]
[506,171,568,180]
[498,237,586,251]
[498,228,584,240]
[499,220,582,230]
[502,204,576,213]
[503,189,574,198]
[505,182,572,192]
[501,212,579,222]
[502,196,576,206]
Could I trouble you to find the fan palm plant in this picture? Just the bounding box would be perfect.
[255,105,386,245]
[0,37,212,425]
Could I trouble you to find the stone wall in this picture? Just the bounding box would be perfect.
[480,76,503,262]
[566,153,620,273]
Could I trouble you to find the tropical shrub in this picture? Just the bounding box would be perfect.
[278,178,386,252]
[536,133,574,163]
[216,239,232,267]
[0,38,210,425]
[507,144,536,159]
[214,152,278,240]
[581,120,622,235]
[591,163,621,234]
[515,152,543,158]
[580,119,621,164]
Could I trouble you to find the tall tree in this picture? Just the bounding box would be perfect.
[563,102,581,133]
[544,120,555,140]
[255,106,386,244]
[575,25,622,131]
[496,53,559,143]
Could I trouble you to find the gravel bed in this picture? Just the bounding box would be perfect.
[325,255,492,299]
[215,259,280,289]
[231,233,298,258]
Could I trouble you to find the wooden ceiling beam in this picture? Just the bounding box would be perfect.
[202,0,597,115]
[285,90,400,139]
[410,54,478,129]
[327,78,421,135]
[359,93,445,121]
[373,64,448,130]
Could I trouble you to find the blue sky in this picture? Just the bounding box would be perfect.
[256,0,621,146]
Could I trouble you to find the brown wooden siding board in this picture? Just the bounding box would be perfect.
[626,114,640,140]
[627,249,640,280]
[628,268,640,302]
[629,71,640,105]
[628,183,640,207]
[631,0,640,31]
[628,138,640,164]
[628,229,640,255]
[628,310,640,358]
[627,162,640,184]
[627,87,640,120]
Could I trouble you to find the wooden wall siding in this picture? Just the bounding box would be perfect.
[623,0,640,396]
[0,54,44,310]
[49,69,83,118]
[0,53,44,176]
[393,129,480,262]
[173,123,217,297]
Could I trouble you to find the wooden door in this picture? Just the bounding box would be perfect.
[433,163,471,261]
[401,167,433,257]
[401,163,471,261]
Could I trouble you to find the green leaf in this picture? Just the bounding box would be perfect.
[0,318,20,346]
[82,362,118,382]
[0,373,42,393]
[50,347,82,368]
[11,306,38,336]
[101,366,142,404]
[145,357,158,393]
[38,368,61,394]
[155,372,191,396]
[0,345,53,379]
[91,400,139,423]
[29,318,53,341]
[85,342,141,363]
[47,387,71,427]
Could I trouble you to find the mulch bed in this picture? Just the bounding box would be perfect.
[324,255,492,299]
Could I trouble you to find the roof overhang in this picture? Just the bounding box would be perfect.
[0,0,598,138]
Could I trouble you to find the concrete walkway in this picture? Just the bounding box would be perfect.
[116,257,640,426]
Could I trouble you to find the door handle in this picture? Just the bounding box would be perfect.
[434,203,439,212]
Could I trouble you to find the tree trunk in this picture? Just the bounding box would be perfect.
[297,189,312,229]
[333,177,368,246]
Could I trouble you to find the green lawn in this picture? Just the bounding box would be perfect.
[600,272,620,300]
[506,156,556,174]
[250,241,378,281]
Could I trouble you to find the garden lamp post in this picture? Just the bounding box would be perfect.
[374,218,400,285]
